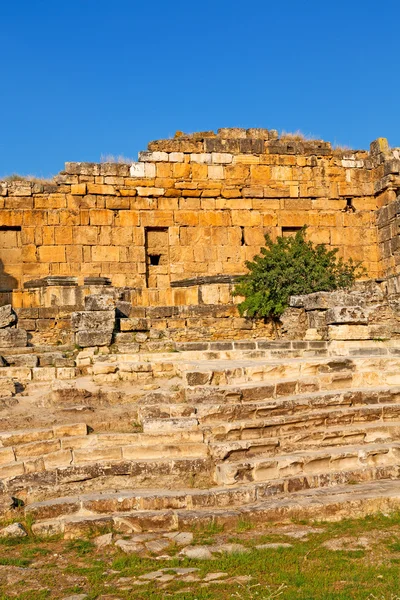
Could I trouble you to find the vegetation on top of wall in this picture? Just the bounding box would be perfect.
[2,174,54,184]
[279,130,317,141]
[100,154,135,164]
[233,227,365,319]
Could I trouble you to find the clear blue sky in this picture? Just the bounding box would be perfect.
[0,0,398,178]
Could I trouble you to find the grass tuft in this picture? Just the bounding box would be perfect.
[236,518,255,533]
[65,538,95,556]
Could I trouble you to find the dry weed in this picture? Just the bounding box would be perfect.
[2,173,54,184]
[232,582,287,599]
[100,153,135,164]
[367,595,400,600]
[280,129,316,142]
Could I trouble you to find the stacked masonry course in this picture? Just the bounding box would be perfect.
[3,129,400,537]
[2,128,400,307]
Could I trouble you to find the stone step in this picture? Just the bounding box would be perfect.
[206,402,400,441]
[0,344,73,357]
[0,428,203,450]
[140,398,400,438]
[108,338,400,362]
[214,441,400,485]
[199,400,400,427]
[3,457,212,504]
[0,423,88,447]
[139,387,393,421]
[186,384,400,409]
[142,417,199,433]
[25,486,262,520]
[177,356,400,388]
[186,377,400,405]
[91,355,400,390]
[0,365,77,381]
[139,404,197,419]
[105,347,329,364]
[2,438,208,468]
[29,479,400,538]
[210,421,400,460]
[23,461,400,524]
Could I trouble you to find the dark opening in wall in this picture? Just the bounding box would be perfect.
[282,226,302,238]
[240,226,245,246]
[345,198,356,212]
[145,227,170,288]
[149,254,161,266]
[0,226,21,232]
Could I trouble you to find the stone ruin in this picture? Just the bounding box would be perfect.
[2,128,400,539]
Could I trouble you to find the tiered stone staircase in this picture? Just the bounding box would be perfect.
[3,339,400,537]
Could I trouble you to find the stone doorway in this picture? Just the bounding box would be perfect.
[145,227,170,288]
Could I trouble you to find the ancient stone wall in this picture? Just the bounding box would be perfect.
[2,128,398,311]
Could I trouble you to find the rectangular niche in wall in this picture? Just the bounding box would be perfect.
[145,227,170,288]
[0,226,22,290]
[281,226,303,238]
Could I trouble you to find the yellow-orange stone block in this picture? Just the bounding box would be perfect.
[38,245,66,263]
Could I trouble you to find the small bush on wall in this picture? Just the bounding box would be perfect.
[233,227,365,319]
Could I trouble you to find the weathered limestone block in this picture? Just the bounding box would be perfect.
[211,153,233,164]
[0,329,28,348]
[56,367,77,379]
[119,318,149,332]
[370,137,389,155]
[114,332,138,345]
[116,301,135,318]
[130,162,145,177]
[325,306,368,325]
[0,378,16,398]
[280,307,308,339]
[92,364,117,375]
[32,367,56,381]
[0,305,17,328]
[70,183,87,195]
[71,310,115,332]
[3,354,38,368]
[308,310,329,330]
[135,332,148,343]
[76,330,113,347]
[289,296,306,308]
[328,325,370,340]
[301,292,365,311]
[84,294,115,311]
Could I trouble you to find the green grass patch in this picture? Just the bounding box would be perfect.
[4,512,400,598]
[65,538,95,556]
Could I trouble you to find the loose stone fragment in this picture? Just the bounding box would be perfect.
[0,523,27,538]
[0,305,17,328]
[164,531,194,545]
[94,532,113,548]
[180,546,214,559]
[114,539,146,554]
[144,538,171,553]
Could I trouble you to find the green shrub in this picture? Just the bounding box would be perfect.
[233,227,365,319]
